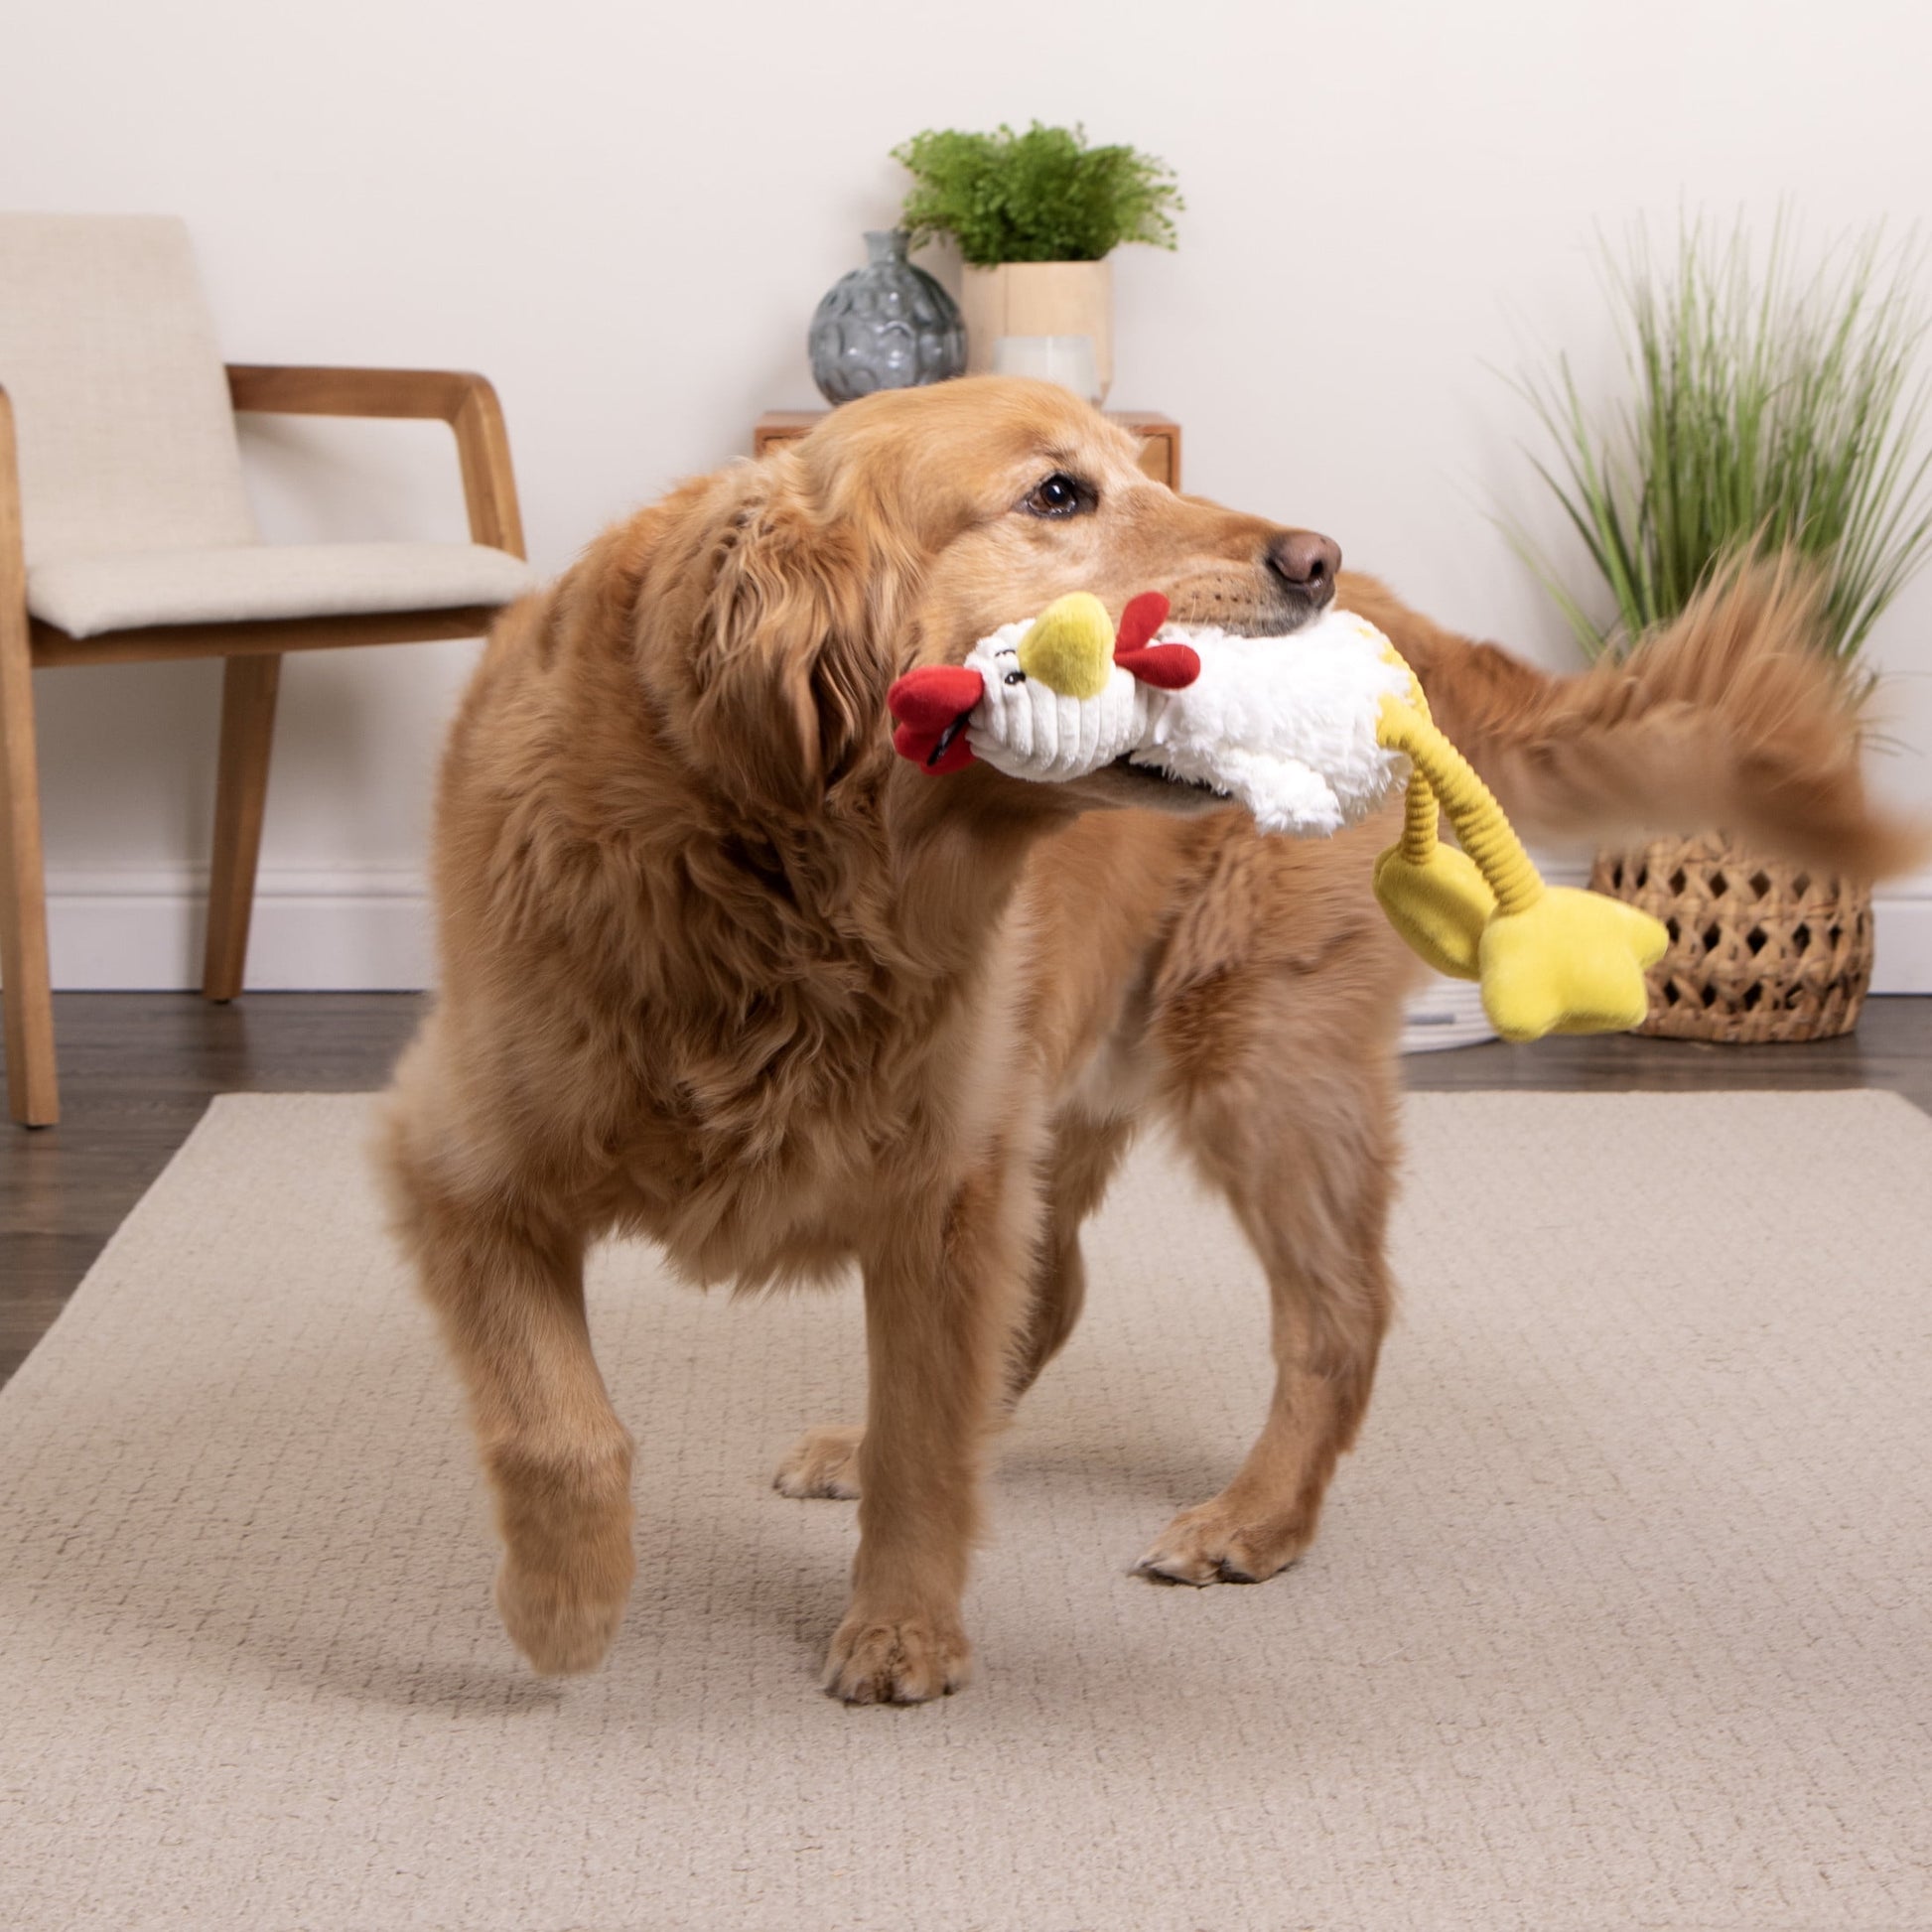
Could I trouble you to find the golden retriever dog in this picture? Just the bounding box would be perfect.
[380,376,1910,1704]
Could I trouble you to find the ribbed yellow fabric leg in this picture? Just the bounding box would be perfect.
[1368,662,1496,981]
[1376,699,1544,917]
[1381,653,1448,869]
[1398,754,1441,868]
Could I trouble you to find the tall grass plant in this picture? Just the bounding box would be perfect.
[1510,215,1932,687]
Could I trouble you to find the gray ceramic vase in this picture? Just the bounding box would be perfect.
[808,230,965,404]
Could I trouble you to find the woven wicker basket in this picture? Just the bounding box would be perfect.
[1588,832,1873,1042]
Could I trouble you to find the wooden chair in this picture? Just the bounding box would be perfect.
[0,214,536,1126]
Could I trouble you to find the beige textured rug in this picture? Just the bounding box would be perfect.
[2,1091,1929,1932]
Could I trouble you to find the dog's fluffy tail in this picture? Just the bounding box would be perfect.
[1352,555,1926,881]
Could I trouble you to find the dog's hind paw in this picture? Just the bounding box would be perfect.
[773,1423,863,1499]
[823,1612,971,1705]
[1132,1497,1311,1588]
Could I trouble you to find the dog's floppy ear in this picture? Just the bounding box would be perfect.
[687,463,899,815]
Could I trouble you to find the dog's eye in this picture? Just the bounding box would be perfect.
[1003,669,1027,686]
[1021,473,1088,519]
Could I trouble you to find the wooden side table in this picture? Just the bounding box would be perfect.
[755,409,1181,491]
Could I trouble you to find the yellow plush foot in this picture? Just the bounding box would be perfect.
[1477,888,1669,1042]
[1373,841,1496,981]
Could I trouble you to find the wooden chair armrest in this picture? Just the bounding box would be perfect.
[225,364,525,558]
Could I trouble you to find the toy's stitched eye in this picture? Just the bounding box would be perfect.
[1003,669,1027,686]
[1022,473,1088,518]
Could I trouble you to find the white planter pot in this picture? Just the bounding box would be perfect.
[959,259,1114,399]
[1399,973,1498,1053]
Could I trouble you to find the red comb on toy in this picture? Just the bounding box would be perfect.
[1114,591,1170,655]
[1113,591,1199,690]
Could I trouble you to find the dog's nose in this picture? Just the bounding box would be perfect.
[1267,530,1342,602]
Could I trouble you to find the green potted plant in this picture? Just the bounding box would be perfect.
[892,121,1182,399]
[1510,214,1932,1040]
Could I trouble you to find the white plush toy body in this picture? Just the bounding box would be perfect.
[962,608,1412,835]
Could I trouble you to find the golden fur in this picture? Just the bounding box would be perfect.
[380,377,1913,1703]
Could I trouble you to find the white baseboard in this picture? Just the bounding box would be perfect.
[39,866,433,992]
[1876,889,1932,992]
[1401,973,1496,1052]
[14,863,1932,996]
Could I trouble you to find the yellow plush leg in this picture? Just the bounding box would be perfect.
[1371,754,1494,980]
[1369,666,1492,979]
[1373,681,1668,1042]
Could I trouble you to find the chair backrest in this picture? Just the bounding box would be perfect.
[0,213,257,567]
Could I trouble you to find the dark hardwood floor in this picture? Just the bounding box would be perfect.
[3,991,1928,1386]
[2,992,425,1385]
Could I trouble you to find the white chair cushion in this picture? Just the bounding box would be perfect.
[0,213,259,565]
[28,542,538,638]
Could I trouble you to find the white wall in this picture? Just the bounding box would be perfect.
[5,0,1930,989]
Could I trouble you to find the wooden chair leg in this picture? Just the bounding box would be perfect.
[203,653,281,1003]
[0,624,58,1125]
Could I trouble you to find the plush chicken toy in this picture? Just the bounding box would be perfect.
[888,591,1669,1043]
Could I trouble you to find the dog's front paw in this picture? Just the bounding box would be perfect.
[1133,1498,1310,1587]
[823,1611,971,1705]
[494,1548,632,1676]
[773,1423,864,1499]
